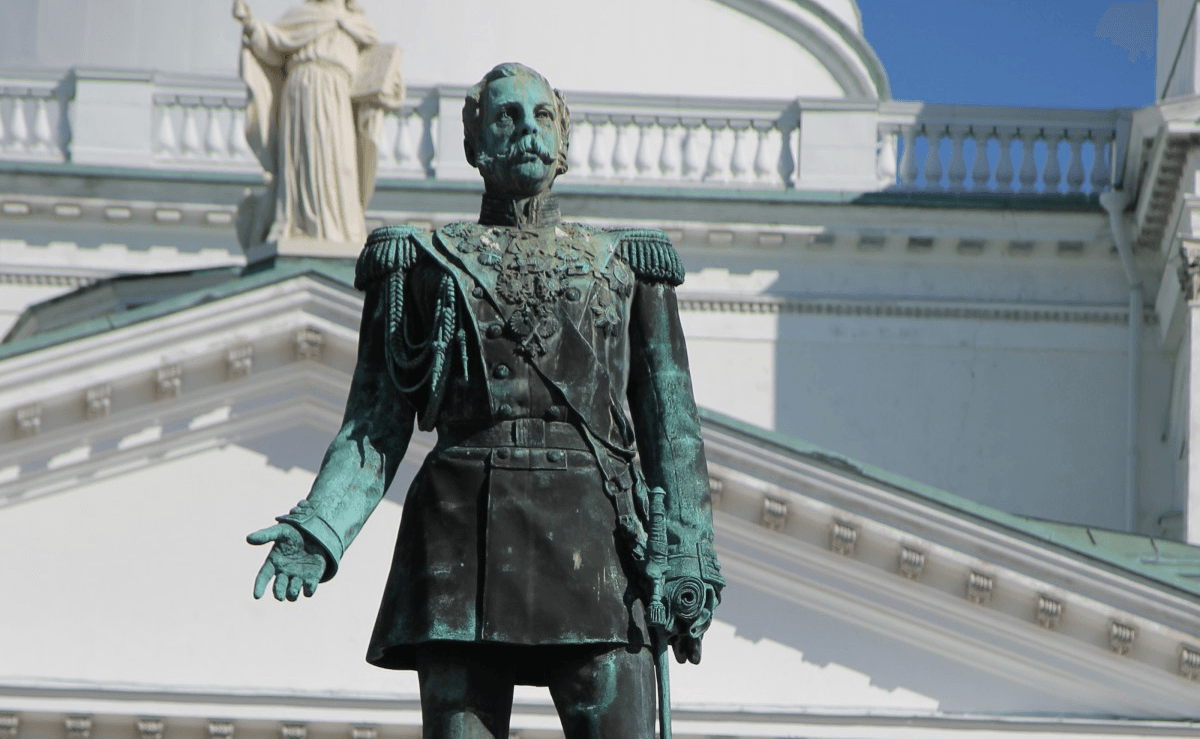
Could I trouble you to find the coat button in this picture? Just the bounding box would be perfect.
[497,403,513,418]
[565,287,581,301]
[496,448,510,460]
[492,364,510,379]
[486,322,503,339]
[472,286,485,298]
[547,450,564,463]
[546,406,564,421]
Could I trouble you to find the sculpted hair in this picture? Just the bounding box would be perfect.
[462,63,571,176]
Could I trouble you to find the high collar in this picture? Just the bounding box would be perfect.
[478,191,561,229]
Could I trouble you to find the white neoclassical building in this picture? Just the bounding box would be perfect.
[2,1,1200,737]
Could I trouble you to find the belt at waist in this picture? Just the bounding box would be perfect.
[438,419,589,450]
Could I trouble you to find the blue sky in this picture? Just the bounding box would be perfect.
[856,0,1157,109]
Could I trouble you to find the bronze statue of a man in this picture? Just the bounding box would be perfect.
[248,63,722,739]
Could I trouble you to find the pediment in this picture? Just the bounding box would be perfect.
[2,270,1200,736]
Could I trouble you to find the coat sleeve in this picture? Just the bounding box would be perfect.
[276,228,418,581]
[621,231,724,597]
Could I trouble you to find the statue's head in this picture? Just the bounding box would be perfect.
[463,63,571,198]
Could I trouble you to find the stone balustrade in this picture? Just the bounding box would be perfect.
[879,103,1125,195]
[560,94,799,187]
[152,90,256,166]
[0,78,67,162]
[0,70,1134,200]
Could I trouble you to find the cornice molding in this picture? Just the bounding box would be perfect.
[677,293,1159,326]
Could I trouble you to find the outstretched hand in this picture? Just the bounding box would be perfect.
[247,523,327,601]
[231,0,251,22]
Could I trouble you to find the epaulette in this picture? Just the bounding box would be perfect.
[611,229,684,287]
[355,225,425,291]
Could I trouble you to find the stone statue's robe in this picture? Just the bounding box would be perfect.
[241,3,379,245]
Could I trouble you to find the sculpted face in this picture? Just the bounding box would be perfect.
[475,71,562,198]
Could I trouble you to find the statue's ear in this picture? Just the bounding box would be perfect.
[463,138,477,170]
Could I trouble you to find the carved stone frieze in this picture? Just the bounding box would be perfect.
[15,404,40,438]
[294,327,324,361]
[0,714,18,739]
[1109,620,1136,655]
[1036,594,1063,629]
[830,519,857,556]
[136,719,164,739]
[84,384,111,420]
[155,365,183,399]
[207,722,233,739]
[760,497,787,532]
[966,571,993,605]
[226,345,253,380]
[898,546,925,579]
[65,717,91,739]
[1181,645,1200,680]
[280,726,306,739]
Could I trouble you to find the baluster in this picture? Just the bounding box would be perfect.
[1042,130,1063,194]
[754,123,782,185]
[0,96,7,152]
[994,128,1016,192]
[612,116,638,178]
[1065,131,1086,193]
[29,94,54,153]
[29,96,51,153]
[1089,132,1112,191]
[658,121,684,181]
[945,125,968,191]
[730,122,757,183]
[898,124,918,189]
[703,119,733,182]
[1017,129,1038,193]
[204,102,226,158]
[970,126,993,190]
[394,110,417,170]
[779,122,798,187]
[922,124,944,190]
[155,100,178,156]
[634,117,662,178]
[228,103,250,160]
[587,114,615,178]
[681,121,707,181]
[420,108,437,176]
[10,96,29,151]
[567,115,591,176]
[180,100,203,157]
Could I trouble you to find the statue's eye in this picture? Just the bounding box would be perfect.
[535,107,554,122]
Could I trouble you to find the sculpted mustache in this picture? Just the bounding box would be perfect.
[499,137,555,164]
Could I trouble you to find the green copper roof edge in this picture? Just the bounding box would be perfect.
[698,408,1200,599]
[0,258,358,361]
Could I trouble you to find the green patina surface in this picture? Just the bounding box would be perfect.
[0,257,356,358]
[4,253,1195,601]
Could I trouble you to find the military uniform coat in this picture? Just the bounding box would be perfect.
[279,196,720,674]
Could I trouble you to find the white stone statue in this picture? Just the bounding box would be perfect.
[233,0,403,258]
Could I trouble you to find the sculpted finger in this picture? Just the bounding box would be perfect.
[303,578,318,598]
[286,576,302,602]
[247,524,288,546]
[253,559,275,600]
[273,572,289,601]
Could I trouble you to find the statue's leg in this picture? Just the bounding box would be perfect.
[547,646,655,739]
[415,644,515,739]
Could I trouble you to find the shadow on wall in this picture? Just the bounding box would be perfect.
[716,580,1102,714]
